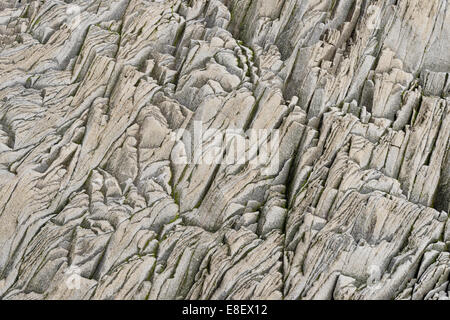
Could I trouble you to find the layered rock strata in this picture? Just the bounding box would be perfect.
[0,0,448,300]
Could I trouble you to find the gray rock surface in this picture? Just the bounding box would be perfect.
[0,0,448,300]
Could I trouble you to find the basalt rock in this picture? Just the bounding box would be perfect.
[0,0,448,300]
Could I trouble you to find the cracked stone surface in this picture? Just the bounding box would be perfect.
[0,0,449,300]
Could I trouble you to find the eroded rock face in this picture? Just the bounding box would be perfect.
[0,0,448,300]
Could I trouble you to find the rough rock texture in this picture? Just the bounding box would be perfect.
[0,0,449,300]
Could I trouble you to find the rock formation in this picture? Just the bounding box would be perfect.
[0,0,448,300]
